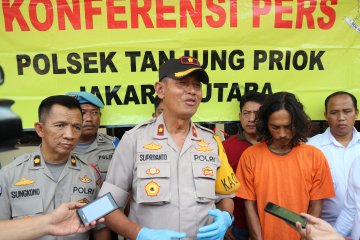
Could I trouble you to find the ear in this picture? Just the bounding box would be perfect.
[155,81,165,99]
[34,122,44,138]
[239,112,242,122]
[323,111,327,120]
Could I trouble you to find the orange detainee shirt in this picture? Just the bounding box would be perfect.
[235,142,335,240]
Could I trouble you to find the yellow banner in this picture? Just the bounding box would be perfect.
[0,0,359,128]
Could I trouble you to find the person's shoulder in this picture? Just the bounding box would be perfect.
[74,155,97,172]
[1,153,33,173]
[97,133,120,147]
[194,123,214,135]
[193,124,217,141]
[222,134,238,144]
[298,143,325,155]
[127,118,155,134]
[71,156,99,185]
[308,133,326,144]
[98,133,115,141]
[241,142,266,156]
[308,128,331,146]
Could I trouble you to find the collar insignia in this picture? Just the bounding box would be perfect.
[196,139,213,152]
[80,175,92,183]
[15,178,34,186]
[146,167,160,175]
[71,156,77,166]
[78,198,89,203]
[143,142,162,150]
[33,155,41,167]
[202,166,214,177]
[145,180,160,197]
[157,124,164,136]
[192,126,198,137]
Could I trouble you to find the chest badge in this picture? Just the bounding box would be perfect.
[78,198,89,204]
[202,166,214,177]
[15,178,34,186]
[80,175,92,183]
[196,139,213,152]
[143,142,162,150]
[146,167,160,175]
[145,181,160,197]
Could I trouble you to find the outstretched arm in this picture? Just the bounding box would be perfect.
[0,202,101,240]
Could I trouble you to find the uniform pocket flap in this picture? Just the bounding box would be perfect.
[11,195,43,217]
[137,163,170,179]
[192,162,217,180]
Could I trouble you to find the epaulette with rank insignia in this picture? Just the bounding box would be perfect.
[192,126,198,137]
[33,155,41,167]
[71,155,77,167]
[157,124,165,136]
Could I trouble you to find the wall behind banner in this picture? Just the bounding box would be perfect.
[0,0,359,129]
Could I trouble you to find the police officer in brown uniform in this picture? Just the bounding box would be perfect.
[0,95,111,240]
[99,56,236,240]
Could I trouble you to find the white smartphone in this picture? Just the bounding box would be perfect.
[77,192,118,224]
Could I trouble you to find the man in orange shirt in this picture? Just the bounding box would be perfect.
[236,92,335,240]
[223,91,265,240]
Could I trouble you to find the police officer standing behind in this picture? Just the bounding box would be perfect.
[0,95,110,240]
[99,56,236,240]
[66,91,119,184]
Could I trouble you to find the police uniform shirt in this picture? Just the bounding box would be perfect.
[0,148,100,240]
[72,133,119,183]
[99,114,232,239]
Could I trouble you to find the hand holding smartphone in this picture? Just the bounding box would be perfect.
[264,202,307,228]
[77,192,119,224]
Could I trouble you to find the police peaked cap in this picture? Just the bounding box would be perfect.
[66,91,104,109]
[159,56,209,84]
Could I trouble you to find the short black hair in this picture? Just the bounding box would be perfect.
[256,92,311,146]
[325,91,358,112]
[38,95,82,122]
[154,95,162,111]
[240,92,266,112]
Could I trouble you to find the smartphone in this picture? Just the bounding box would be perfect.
[77,192,118,224]
[264,202,307,228]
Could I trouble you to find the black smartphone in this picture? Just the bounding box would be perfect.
[77,192,118,224]
[264,202,307,228]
